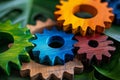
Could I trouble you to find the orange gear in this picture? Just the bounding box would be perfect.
[54,0,114,36]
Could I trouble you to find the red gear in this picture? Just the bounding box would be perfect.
[74,34,115,60]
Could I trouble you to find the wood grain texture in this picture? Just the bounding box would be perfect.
[20,59,83,80]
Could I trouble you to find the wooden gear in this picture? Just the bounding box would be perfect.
[20,59,83,80]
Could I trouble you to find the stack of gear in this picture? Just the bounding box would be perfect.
[0,0,117,79]
[54,0,115,62]
[30,0,115,66]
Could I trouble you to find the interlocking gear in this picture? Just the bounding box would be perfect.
[54,0,114,36]
[74,34,116,60]
[105,0,120,24]
[0,21,32,75]
[31,27,76,66]
[20,59,83,80]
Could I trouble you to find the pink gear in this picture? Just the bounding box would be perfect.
[74,34,116,60]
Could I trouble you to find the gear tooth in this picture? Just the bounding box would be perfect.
[32,51,40,59]
[58,16,64,20]
[63,20,69,25]
[82,25,88,32]
[49,56,55,65]
[31,39,37,45]
[72,29,77,34]
[72,23,78,30]
[59,54,65,61]
[93,0,101,2]
[43,28,50,33]
[100,35,108,41]
[67,50,74,55]
[54,10,62,14]
[32,47,38,52]
[96,54,102,61]
[109,11,114,17]
[106,17,112,22]
[63,25,69,31]
[35,33,41,38]
[87,53,94,60]
[108,8,113,12]
[82,31,87,36]
[39,53,46,61]
[65,33,74,39]
[56,5,62,9]
[60,0,65,4]
[110,13,114,21]
[39,57,45,64]
[43,28,47,33]
[51,26,57,31]
[101,23,106,27]
[89,26,95,31]
[50,27,60,34]
[104,51,111,57]
[55,74,63,80]
[69,33,74,38]
[56,56,65,65]
[42,73,49,80]
[102,2,108,7]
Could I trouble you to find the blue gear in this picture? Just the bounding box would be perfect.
[105,0,120,24]
[31,27,76,66]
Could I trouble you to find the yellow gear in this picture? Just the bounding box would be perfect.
[54,0,114,36]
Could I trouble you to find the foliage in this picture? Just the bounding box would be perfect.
[0,0,59,27]
[104,24,120,42]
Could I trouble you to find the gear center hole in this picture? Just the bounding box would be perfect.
[88,40,98,48]
[73,4,97,19]
[48,36,64,48]
[0,32,14,53]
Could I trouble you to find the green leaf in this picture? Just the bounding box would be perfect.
[94,41,120,80]
[0,21,32,75]
[104,24,120,42]
[74,71,98,80]
[0,0,59,27]
[0,71,29,80]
